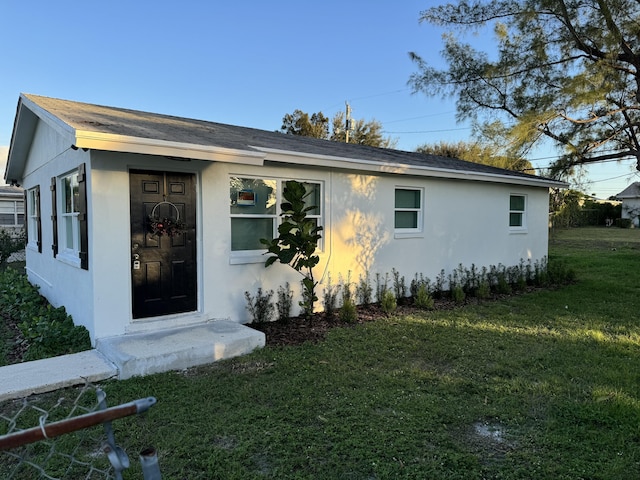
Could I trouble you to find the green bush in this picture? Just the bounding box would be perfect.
[0,268,90,362]
[245,288,275,324]
[0,228,25,267]
[276,283,294,322]
[451,285,466,304]
[339,296,358,323]
[414,284,434,310]
[615,218,632,228]
[380,290,397,316]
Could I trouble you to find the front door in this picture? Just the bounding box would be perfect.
[130,169,197,319]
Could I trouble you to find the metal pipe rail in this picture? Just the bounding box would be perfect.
[0,396,156,450]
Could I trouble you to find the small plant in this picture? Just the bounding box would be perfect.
[476,280,491,299]
[339,272,358,322]
[375,272,390,303]
[276,283,294,322]
[380,289,397,316]
[322,274,340,316]
[495,264,512,295]
[356,271,373,306]
[451,285,466,304]
[340,295,358,323]
[410,273,430,298]
[244,288,275,324]
[392,268,406,302]
[433,269,446,299]
[414,283,434,309]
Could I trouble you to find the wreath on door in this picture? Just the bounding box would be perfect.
[147,201,186,237]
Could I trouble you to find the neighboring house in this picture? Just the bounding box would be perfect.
[0,185,24,234]
[616,182,640,226]
[5,94,565,374]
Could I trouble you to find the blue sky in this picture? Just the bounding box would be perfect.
[1,0,637,197]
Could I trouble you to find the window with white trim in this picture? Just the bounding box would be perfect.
[394,187,423,235]
[27,188,39,246]
[60,170,81,255]
[229,177,322,253]
[509,194,526,229]
[0,199,24,227]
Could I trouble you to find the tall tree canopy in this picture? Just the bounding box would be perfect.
[409,0,640,178]
[280,110,396,148]
[280,110,330,139]
[417,140,533,171]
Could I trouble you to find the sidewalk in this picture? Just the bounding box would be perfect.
[0,350,118,402]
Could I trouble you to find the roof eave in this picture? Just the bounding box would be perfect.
[74,130,266,165]
[255,146,568,189]
[5,94,79,184]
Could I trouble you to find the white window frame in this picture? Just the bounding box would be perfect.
[0,199,23,227]
[58,170,81,266]
[394,186,424,238]
[509,194,527,232]
[229,176,324,264]
[27,188,39,248]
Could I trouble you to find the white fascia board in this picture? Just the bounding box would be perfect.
[74,130,266,165]
[20,94,77,141]
[254,146,568,189]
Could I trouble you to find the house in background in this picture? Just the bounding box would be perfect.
[5,93,565,378]
[0,185,24,233]
[616,182,640,226]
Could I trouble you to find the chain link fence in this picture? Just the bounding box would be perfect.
[0,382,159,479]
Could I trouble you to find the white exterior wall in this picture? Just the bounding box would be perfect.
[20,121,95,338]
[19,122,551,342]
[621,199,640,226]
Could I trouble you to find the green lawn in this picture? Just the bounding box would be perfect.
[4,227,640,479]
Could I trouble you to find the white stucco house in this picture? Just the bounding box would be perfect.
[5,93,565,376]
[616,182,640,226]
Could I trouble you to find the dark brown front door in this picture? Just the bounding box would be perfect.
[130,169,197,319]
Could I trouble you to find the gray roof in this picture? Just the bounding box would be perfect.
[0,185,23,198]
[8,94,563,187]
[616,182,640,198]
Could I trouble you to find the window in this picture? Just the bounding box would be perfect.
[509,194,526,229]
[52,164,88,269]
[27,187,41,252]
[229,177,322,254]
[61,171,81,253]
[394,187,423,235]
[0,199,24,226]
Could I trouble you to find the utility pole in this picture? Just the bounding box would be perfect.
[345,101,353,143]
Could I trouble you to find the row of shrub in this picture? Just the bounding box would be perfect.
[0,267,91,362]
[245,257,576,324]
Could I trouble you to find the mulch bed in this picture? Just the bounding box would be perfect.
[250,297,478,347]
[249,287,545,347]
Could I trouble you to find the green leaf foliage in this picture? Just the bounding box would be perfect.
[0,268,90,363]
[409,0,640,178]
[261,180,323,318]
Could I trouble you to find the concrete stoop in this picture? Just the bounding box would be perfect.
[96,321,266,380]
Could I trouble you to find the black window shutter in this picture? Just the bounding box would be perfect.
[35,185,42,253]
[78,163,89,270]
[50,177,58,257]
[23,189,28,248]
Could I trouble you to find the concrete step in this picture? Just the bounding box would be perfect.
[96,321,265,380]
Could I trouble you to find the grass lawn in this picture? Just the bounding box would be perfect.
[3,227,640,479]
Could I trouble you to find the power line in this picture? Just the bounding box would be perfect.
[383,127,472,134]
